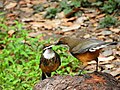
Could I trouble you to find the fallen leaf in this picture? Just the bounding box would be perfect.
[30,22,53,30]
[61,22,73,27]
[22,17,34,22]
[100,30,112,36]
[85,13,96,18]
[88,56,115,64]
[28,31,43,37]
[8,30,15,37]
[110,68,120,76]
[96,14,105,19]
[20,7,33,13]
[102,49,113,56]
[5,2,17,9]
[75,16,88,24]
[105,64,114,69]
[109,28,120,33]
[0,0,4,8]
[65,8,80,18]
[61,24,80,32]
[98,56,115,62]
[84,34,90,38]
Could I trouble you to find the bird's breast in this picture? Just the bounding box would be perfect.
[40,58,60,73]
[73,50,100,64]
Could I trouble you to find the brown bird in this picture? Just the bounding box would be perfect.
[40,45,61,80]
[55,36,117,72]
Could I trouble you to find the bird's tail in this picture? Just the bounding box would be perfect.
[108,42,118,45]
[89,42,118,52]
[42,72,51,80]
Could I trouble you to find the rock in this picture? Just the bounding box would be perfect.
[33,72,120,90]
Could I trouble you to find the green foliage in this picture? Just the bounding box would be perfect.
[0,20,81,89]
[0,22,42,90]
[99,15,119,28]
[59,0,81,15]
[33,4,44,14]
[43,0,119,18]
[101,0,117,14]
[44,8,58,19]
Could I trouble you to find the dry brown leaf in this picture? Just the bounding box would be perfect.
[19,0,27,5]
[85,13,96,18]
[31,0,47,4]
[5,2,17,9]
[8,30,15,37]
[30,22,53,30]
[61,22,73,27]
[28,31,43,37]
[96,14,106,19]
[109,28,120,33]
[30,22,45,27]
[98,56,115,62]
[20,7,33,13]
[93,23,98,27]
[22,18,34,22]
[89,19,96,23]
[61,24,80,32]
[110,68,120,76]
[62,17,77,23]
[65,8,80,18]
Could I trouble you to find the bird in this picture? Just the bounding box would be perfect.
[40,44,61,80]
[55,36,117,72]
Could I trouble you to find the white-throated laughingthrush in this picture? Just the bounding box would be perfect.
[55,36,117,72]
[40,44,61,80]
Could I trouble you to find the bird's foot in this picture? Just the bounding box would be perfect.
[75,69,86,76]
[75,70,92,79]
[54,73,59,76]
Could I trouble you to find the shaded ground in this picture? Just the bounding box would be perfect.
[1,0,120,80]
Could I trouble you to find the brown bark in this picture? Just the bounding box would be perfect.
[33,72,120,90]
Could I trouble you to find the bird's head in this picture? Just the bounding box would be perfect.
[55,36,70,45]
[43,44,54,51]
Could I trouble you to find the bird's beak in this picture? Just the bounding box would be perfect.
[53,41,60,45]
[43,45,54,50]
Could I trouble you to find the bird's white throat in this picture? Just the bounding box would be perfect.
[43,49,55,59]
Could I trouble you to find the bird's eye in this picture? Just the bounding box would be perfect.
[59,41,63,44]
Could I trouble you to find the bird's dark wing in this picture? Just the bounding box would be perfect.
[89,42,117,52]
[54,51,61,66]
[71,39,106,54]
[39,52,48,68]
